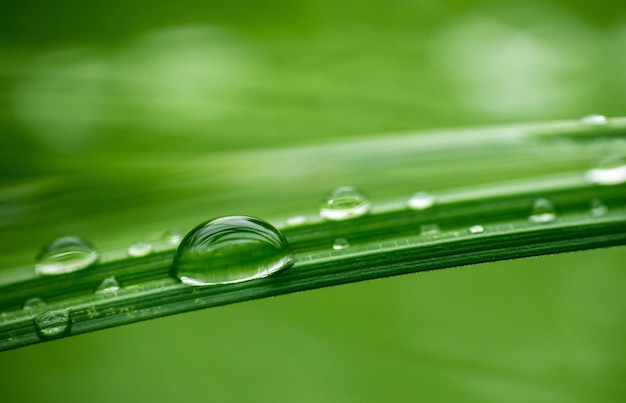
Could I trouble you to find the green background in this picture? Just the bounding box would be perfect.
[1,0,625,401]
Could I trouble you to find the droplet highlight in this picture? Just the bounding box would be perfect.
[529,198,556,223]
[35,236,98,275]
[407,191,437,210]
[23,297,46,310]
[581,114,607,125]
[286,215,306,226]
[173,215,294,286]
[584,157,626,186]
[332,238,350,250]
[34,309,71,339]
[320,186,370,220]
[96,276,120,294]
[127,241,153,257]
[469,225,485,234]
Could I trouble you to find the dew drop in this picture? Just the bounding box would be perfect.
[332,238,350,250]
[469,225,485,234]
[584,157,626,185]
[23,297,46,310]
[407,191,437,210]
[162,228,184,246]
[589,199,608,217]
[420,223,441,235]
[529,198,556,223]
[34,309,71,339]
[173,215,294,286]
[96,276,120,294]
[35,236,98,275]
[581,114,607,125]
[320,186,370,220]
[127,241,153,257]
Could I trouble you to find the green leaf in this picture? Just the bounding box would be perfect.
[1,118,625,351]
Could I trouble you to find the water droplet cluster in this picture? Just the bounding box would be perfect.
[407,191,437,210]
[332,238,350,250]
[529,198,556,223]
[127,241,153,257]
[319,186,370,220]
[35,236,98,275]
[96,276,121,294]
[585,157,626,186]
[34,309,71,339]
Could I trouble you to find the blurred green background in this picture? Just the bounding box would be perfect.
[1,0,625,401]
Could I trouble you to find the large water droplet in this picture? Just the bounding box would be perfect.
[407,191,437,210]
[23,297,46,310]
[529,198,556,223]
[469,225,485,234]
[320,186,370,220]
[173,215,294,286]
[332,238,350,250]
[581,114,607,125]
[96,276,120,294]
[127,241,153,257]
[34,309,71,339]
[584,157,626,185]
[35,236,98,275]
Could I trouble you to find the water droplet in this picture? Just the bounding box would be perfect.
[35,236,98,275]
[589,199,608,217]
[96,276,120,294]
[332,238,350,250]
[127,241,153,257]
[407,191,437,210]
[162,228,184,246]
[581,114,607,125]
[469,225,485,234]
[584,157,626,185]
[320,186,370,220]
[173,215,294,286]
[286,215,306,226]
[34,309,71,339]
[529,198,556,223]
[23,297,46,310]
[420,223,441,235]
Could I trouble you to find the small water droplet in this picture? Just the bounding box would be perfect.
[407,191,437,210]
[35,236,98,275]
[332,238,350,250]
[23,297,46,310]
[286,215,306,226]
[162,228,184,246]
[34,309,71,339]
[127,241,153,257]
[469,225,485,234]
[589,199,608,217]
[581,114,607,125]
[173,215,294,286]
[584,157,626,185]
[320,186,370,220]
[96,276,120,294]
[529,198,556,223]
[420,223,441,235]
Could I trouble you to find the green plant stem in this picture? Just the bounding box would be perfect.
[1,168,625,351]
